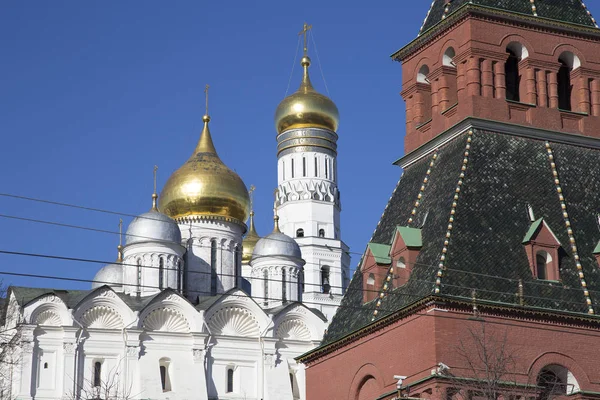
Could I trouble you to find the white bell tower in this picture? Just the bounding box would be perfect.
[273,24,350,322]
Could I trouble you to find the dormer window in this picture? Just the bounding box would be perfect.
[523,218,561,281]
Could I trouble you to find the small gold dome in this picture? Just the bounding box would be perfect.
[242,211,261,263]
[159,115,250,224]
[274,56,339,134]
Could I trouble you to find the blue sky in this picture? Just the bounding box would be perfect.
[0,1,428,290]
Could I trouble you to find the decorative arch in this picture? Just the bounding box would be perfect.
[143,307,190,333]
[412,56,433,82]
[348,363,385,400]
[73,286,136,328]
[24,294,71,327]
[529,352,590,390]
[275,318,311,341]
[552,45,585,69]
[80,306,124,330]
[499,34,534,58]
[443,47,456,67]
[272,303,326,341]
[138,289,199,332]
[205,289,270,335]
[208,306,261,337]
[417,65,430,84]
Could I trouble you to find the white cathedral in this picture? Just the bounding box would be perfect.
[0,30,351,400]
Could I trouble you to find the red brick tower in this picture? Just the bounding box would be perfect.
[299,2,600,400]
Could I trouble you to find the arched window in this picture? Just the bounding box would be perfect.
[263,269,269,306]
[44,362,48,369]
[314,157,318,177]
[159,358,172,392]
[321,266,331,294]
[234,245,241,289]
[282,269,287,303]
[296,228,304,238]
[557,52,579,111]
[291,158,295,178]
[302,157,306,177]
[177,260,183,293]
[536,252,550,280]
[443,47,456,67]
[417,65,430,84]
[227,367,234,393]
[325,158,329,179]
[367,273,375,286]
[210,240,218,295]
[158,257,164,290]
[93,361,102,388]
[537,365,579,399]
[397,257,406,269]
[318,229,325,238]
[505,49,520,101]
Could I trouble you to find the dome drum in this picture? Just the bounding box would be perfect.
[276,129,338,157]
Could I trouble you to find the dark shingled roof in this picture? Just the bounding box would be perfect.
[323,129,600,344]
[420,0,597,33]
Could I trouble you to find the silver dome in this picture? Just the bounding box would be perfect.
[92,263,123,290]
[125,210,181,245]
[252,231,302,260]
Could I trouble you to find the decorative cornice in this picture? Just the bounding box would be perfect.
[176,214,247,232]
[392,4,600,62]
[298,295,600,364]
[395,117,600,169]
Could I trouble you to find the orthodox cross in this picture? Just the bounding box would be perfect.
[204,84,210,115]
[118,219,123,247]
[298,22,313,56]
[249,184,256,211]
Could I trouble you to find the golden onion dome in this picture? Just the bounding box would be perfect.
[159,115,250,225]
[242,211,261,263]
[274,56,339,135]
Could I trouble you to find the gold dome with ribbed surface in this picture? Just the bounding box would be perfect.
[159,115,250,224]
[242,211,261,263]
[274,56,339,134]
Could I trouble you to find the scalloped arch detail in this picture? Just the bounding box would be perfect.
[34,310,63,327]
[143,308,190,333]
[276,319,311,341]
[81,306,124,330]
[208,307,260,337]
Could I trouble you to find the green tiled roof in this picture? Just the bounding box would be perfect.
[367,243,392,264]
[594,241,600,255]
[522,218,544,243]
[323,129,600,345]
[396,226,423,248]
[420,0,598,34]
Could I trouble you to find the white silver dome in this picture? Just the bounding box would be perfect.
[125,210,181,245]
[92,262,123,290]
[252,231,302,260]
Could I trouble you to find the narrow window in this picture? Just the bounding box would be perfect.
[282,160,285,181]
[282,269,287,303]
[537,253,547,280]
[211,240,218,295]
[158,257,164,290]
[321,266,330,294]
[93,361,102,387]
[227,368,234,393]
[314,157,318,177]
[177,260,182,292]
[318,228,325,238]
[291,158,295,178]
[44,362,48,369]
[505,49,520,101]
[234,245,241,289]
[367,273,375,286]
[296,228,304,238]
[299,268,305,294]
[302,157,306,177]
[325,158,329,179]
[263,269,269,306]
[558,60,572,111]
[397,257,406,269]
[159,359,171,392]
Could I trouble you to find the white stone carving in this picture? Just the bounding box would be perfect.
[276,319,311,341]
[97,288,116,298]
[126,346,139,357]
[208,307,260,337]
[143,308,190,333]
[63,342,75,354]
[192,348,204,362]
[34,310,62,327]
[80,306,124,329]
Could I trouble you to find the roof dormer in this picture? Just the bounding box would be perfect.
[522,218,561,281]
